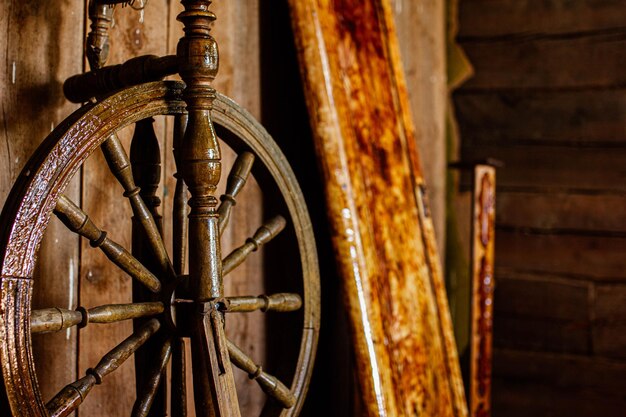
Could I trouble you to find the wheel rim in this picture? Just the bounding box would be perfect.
[0,80,320,417]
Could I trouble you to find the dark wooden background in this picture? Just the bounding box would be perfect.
[455,1,626,416]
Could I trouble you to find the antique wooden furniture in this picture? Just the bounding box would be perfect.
[288,0,467,416]
[0,1,319,416]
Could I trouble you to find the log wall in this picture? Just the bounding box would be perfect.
[455,1,626,416]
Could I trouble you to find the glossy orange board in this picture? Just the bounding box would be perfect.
[288,1,468,416]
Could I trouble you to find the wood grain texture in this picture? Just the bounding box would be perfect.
[78,3,169,416]
[455,89,626,146]
[461,34,626,90]
[459,0,626,38]
[469,166,495,417]
[0,0,84,411]
[392,0,447,255]
[288,1,467,416]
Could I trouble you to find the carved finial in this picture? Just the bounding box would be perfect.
[87,0,114,71]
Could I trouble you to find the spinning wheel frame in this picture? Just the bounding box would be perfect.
[0,80,320,417]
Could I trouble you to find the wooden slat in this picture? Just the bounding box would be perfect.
[461,35,626,90]
[455,90,626,145]
[78,3,169,416]
[496,192,626,232]
[591,284,626,359]
[492,377,626,417]
[496,232,626,280]
[0,0,84,409]
[459,0,626,38]
[462,145,626,192]
[492,348,626,414]
[393,0,447,253]
[494,272,590,321]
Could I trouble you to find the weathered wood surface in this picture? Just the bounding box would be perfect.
[469,166,495,417]
[393,0,447,255]
[455,1,626,416]
[288,0,467,416]
[462,35,626,90]
[0,0,84,408]
[459,0,626,38]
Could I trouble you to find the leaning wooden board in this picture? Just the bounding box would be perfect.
[287,1,468,416]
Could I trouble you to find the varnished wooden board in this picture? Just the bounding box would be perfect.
[287,1,467,416]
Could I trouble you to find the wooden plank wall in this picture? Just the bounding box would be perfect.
[454,1,626,416]
[0,0,447,414]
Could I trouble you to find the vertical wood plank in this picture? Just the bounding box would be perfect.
[392,0,447,256]
[78,3,169,416]
[0,0,84,409]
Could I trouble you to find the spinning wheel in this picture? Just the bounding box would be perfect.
[0,1,320,417]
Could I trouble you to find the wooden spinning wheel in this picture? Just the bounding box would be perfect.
[0,1,319,417]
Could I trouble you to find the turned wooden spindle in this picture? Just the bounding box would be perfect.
[222,216,287,276]
[171,338,188,417]
[218,152,255,234]
[31,302,164,333]
[54,195,161,293]
[177,2,240,415]
[227,340,296,408]
[131,338,172,417]
[129,117,168,416]
[100,136,173,280]
[46,319,161,417]
[225,293,302,313]
[86,0,113,71]
[131,118,163,223]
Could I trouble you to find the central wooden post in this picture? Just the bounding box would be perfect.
[177,1,240,416]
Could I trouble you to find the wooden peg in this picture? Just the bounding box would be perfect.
[227,340,296,408]
[225,293,302,313]
[54,195,161,293]
[31,302,163,333]
[222,216,287,276]
[218,152,255,234]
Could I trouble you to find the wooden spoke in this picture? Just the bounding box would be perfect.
[222,216,286,276]
[101,134,175,279]
[31,302,164,334]
[45,319,161,417]
[131,338,172,417]
[218,151,255,235]
[225,293,302,313]
[171,337,187,417]
[172,113,189,276]
[227,339,296,409]
[54,195,161,293]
